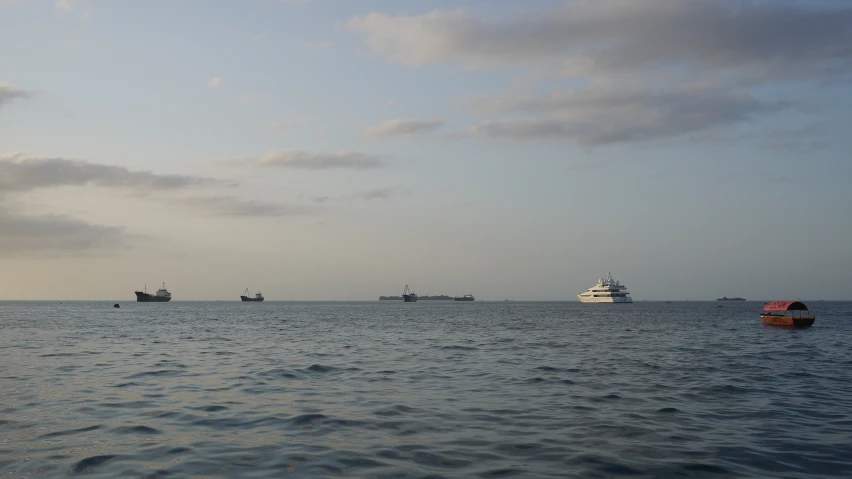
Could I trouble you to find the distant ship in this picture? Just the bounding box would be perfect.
[240,289,264,302]
[578,273,633,303]
[454,294,475,301]
[135,283,172,302]
[402,285,417,303]
[717,296,746,301]
[380,294,452,301]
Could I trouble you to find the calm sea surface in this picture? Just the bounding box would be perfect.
[2,301,851,478]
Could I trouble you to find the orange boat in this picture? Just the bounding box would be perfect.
[760,300,815,327]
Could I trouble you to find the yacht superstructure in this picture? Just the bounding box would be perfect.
[577,273,633,303]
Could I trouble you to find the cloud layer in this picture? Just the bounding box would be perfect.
[231,150,385,170]
[348,1,852,146]
[0,153,313,255]
[353,187,396,200]
[346,2,852,78]
[0,208,129,256]
[0,82,30,109]
[0,153,209,192]
[174,195,312,217]
[466,84,786,146]
[365,118,445,138]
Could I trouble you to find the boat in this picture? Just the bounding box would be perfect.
[578,273,633,303]
[761,300,815,327]
[718,296,746,301]
[402,285,417,302]
[240,289,264,302]
[454,294,475,301]
[135,282,172,302]
[380,294,452,300]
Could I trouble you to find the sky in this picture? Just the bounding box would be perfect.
[1,0,851,301]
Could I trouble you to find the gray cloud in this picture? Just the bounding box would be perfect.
[467,85,787,146]
[0,153,210,192]
[346,2,852,81]
[354,187,396,200]
[0,208,129,256]
[348,2,851,146]
[232,150,385,170]
[0,82,31,109]
[365,118,445,138]
[173,195,313,217]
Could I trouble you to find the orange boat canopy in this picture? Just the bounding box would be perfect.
[763,300,808,312]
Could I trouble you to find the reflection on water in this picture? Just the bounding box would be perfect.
[1,301,851,478]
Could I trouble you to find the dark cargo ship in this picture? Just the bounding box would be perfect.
[240,289,264,302]
[380,294,452,300]
[402,285,417,302]
[135,283,172,302]
[454,294,475,301]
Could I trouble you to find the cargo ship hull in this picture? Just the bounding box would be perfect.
[240,296,264,302]
[135,292,171,302]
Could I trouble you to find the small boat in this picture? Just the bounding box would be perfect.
[240,289,264,302]
[402,285,417,302]
[761,300,815,327]
[454,294,475,301]
[135,282,172,302]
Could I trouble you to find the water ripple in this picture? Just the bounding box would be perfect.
[2,300,851,478]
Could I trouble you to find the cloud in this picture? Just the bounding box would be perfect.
[230,150,385,170]
[264,0,311,4]
[268,121,286,131]
[304,40,334,51]
[0,82,31,109]
[353,187,396,200]
[365,118,445,138]
[345,2,852,81]
[0,153,211,192]
[0,208,129,256]
[347,2,852,146]
[173,195,312,217]
[208,77,223,87]
[466,85,787,146]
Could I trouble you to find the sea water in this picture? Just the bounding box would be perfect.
[2,300,851,478]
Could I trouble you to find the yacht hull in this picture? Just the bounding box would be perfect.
[578,296,633,303]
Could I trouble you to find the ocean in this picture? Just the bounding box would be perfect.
[2,300,851,478]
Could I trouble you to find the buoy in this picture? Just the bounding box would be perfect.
[113,304,120,308]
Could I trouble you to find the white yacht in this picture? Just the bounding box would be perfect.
[578,273,633,303]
